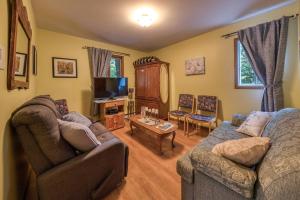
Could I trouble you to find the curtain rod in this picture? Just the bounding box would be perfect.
[82,46,130,57]
[221,14,298,39]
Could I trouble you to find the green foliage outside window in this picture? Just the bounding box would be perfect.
[110,57,122,78]
[110,58,118,78]
[238,42,261,86]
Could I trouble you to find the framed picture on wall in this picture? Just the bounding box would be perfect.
[15,52,27,76]
[52,57,77,78]
[185,57,205,75]
[32,45,37,75]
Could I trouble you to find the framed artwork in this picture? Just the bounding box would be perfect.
[32,45,37,75]
[52,57,77,78]
[15,52,27,76]
[185,57,205,75]
[0,45,4,70]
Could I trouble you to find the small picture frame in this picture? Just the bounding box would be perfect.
[32,45,37,75]
[15,52,27,76]
[52,57,77,78]
[0,45,4,70]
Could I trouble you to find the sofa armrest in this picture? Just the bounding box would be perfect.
[38,138,127,200]
[177,152,194,184]
[190,147,256,199]
[231,114,248,127]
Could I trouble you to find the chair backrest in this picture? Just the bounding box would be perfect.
[11,96,76,175]
[178,94,194,111]
[196,95,218,116]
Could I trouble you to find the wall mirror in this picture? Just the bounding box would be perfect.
[160,63,169,104]
[8,0,32,90]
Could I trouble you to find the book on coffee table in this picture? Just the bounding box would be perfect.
[156,122,174,131]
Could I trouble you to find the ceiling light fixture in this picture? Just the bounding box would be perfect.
[133,7,157,27]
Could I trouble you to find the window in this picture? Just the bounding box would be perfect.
[234,39,263,89]
[109,55,124,77]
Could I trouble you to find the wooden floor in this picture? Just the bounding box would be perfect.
[104,120,208,200]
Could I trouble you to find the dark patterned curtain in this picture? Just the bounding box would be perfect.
[238,17,289,112]
[87,47,112,115]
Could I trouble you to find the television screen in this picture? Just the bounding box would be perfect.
[94,77,128,99]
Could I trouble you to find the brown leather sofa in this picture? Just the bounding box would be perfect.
[11,95,129,200]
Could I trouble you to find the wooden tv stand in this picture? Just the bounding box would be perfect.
[98,99,125,131]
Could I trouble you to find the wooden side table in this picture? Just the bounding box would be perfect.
[98,99,125,131]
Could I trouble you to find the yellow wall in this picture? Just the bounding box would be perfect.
[0,0,38,199]
[0,1,299,199]
[36,29,146,117]
[151,3,299,121]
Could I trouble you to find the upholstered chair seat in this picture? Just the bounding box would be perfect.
[168,94,195,132]
[186,95,218,135]
[169,110,189,116]
[189,114,215,122]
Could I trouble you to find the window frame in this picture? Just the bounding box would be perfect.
[234,38,263,90]
[108,55,124,77]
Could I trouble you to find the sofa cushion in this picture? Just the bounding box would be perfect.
[191,147,257,198]
[212,137,270,167]
[96,132,117,143]
[89,122,109,136]
[236,111,273,137]
[58,119,100,152]
[62,111,92,127]
[199,121,249,151]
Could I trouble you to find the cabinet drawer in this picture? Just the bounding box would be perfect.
[105,100,124,108]
[104,114,125,130]
[105,115,115,130]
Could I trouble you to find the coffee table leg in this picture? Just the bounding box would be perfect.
[171,131,176,148]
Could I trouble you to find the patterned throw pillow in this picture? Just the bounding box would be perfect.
[236,111,273,137]
[54,99,69,116]
[212,137,270,167]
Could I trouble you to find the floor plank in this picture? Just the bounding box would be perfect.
[104,120,208,200]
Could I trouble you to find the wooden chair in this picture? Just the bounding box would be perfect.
[186,95,218,136]
[168,94,194,132]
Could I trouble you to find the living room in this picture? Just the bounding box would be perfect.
[0,0,300,199]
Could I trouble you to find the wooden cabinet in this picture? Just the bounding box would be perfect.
[99,99,125,131]
[135,61,170,119]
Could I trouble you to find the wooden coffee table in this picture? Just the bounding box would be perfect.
[129,115,177,154]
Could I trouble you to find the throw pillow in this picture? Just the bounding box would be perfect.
[62,111,92,127]
[58,119,100,152]
[231,114,248,127]
[54,99,69,116]
[236,111,273,137]
[212,137,270,167]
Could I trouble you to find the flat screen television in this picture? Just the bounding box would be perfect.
[94,77,128,99]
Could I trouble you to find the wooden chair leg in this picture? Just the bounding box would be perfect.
[186,119,189,137]
[183,117,186,135]
[208,122,211,133]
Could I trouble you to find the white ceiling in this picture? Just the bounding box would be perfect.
[31,0,294,51]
